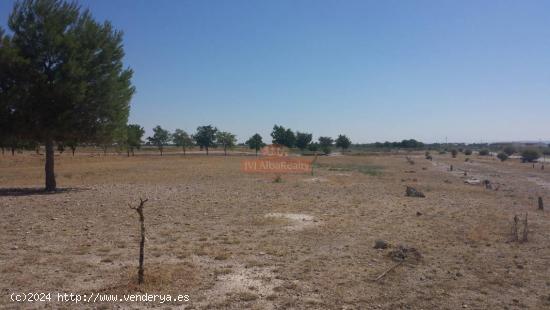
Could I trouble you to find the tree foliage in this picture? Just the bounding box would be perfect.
[497,152,508,161]
[147,125,170,155]
[172,129,193,155]
[246,133,264,155]
[194,125,217,155]
[318,136,334,155]
[271,125,295,148]
[521,149,540,163]
[335,134,351,150]
[127,124,144,156]
[216,131,237,156]
[373,139,424,149]
[295,132,312,150]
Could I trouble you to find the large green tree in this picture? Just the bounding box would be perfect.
[147,125,170,156]
[216,131,236,156]
[126,124,144,156]
[0,0,134,191]
[194,125,217,155]
[335,134,351,151]
[172,129,194,155]
[246,133,264,155]
[295,132,312,150]
[271,125,295,148]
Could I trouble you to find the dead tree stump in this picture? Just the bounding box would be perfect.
[129,198,148,284]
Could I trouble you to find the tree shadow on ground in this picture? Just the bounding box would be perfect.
[0,187,85,197]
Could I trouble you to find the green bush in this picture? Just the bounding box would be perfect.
[464,149,472,155]
[497,152,508,161]
[521,149,540,163]
[479,149,490,156]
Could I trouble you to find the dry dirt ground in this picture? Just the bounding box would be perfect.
[1,151,549,309]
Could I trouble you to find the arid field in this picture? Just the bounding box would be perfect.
[1,151,549,309]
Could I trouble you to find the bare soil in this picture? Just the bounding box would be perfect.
[1,152,549,309]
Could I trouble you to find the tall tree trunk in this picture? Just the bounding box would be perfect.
[103,146,107,156]
[11,146,15,156]
[71,148,75,156]
[45,140,56,191]
[182,146,185,155]
[224,146,227,156]
[159,147,163,156]
[206,147,209,155]
[127,148,130,157]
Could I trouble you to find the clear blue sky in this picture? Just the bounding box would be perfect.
[1,0,549,143]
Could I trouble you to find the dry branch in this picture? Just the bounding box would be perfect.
[129,198,148,284]
[374,261,403,282]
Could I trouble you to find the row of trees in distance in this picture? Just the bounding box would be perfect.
[127,124,352,156]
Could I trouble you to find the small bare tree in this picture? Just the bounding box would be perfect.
[521,213,528,243]
[129,198,148,284]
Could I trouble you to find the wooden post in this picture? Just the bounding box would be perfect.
[538,197,544,210]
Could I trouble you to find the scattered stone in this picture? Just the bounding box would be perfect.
[406,186,425,198]
[416,211,422,216]
[374,239,388,249]
[464,179,480,185]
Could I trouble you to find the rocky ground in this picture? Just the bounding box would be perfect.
[0,151,549,309]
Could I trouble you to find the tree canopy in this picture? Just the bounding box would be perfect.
[127,124,145,156]
[335,134,351,150]
[147,125,170,155]
[295,132,312,150]
[172,129,194,155]
[194,125,217,155]
[216,131,237,156]
[246,133,264,155]
[271,125,295,148]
